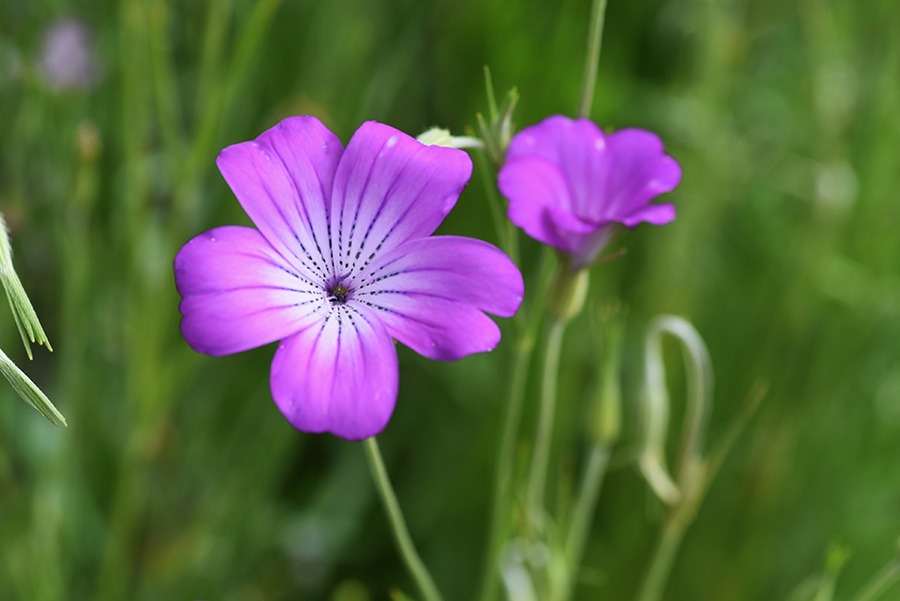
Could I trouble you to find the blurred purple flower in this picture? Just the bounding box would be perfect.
[498,115,681,270]
[175,116,523,440]
[39,18,101,91]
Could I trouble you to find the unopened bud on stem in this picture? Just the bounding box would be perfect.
[547,261,589,321]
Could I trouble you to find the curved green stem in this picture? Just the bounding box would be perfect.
[578,0,609,118]
[363,438,445,601]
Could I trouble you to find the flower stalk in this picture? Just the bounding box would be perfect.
[529,263,588,524]
[552,306,623,601]
[478,248,554,601]
[526,311,568,526]
[363,438,445,601]
[526,259,588,524]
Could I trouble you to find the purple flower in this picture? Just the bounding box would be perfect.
[174,116,523,440]
[38,18,101,91]
[498,115,681,270]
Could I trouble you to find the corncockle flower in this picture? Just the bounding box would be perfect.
[175,116,523,440]
[498,115,681,270]
[38,18,101,91]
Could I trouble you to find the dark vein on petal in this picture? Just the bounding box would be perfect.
[219,300,324,321]
[345,309,368,387]
[193,283,322,295]
[338,134,395,278]
[354,263,467,291]
[259,139,332,283]
[330,309,343,407]
[358,299,449,329]
[354,146,425,271]
[230,251,321,289]
[360,171,434,270]
[252,159,321,275]
[305,314,333,414]
[356,289,467,303]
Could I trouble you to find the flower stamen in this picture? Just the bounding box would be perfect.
[327,282,351,304]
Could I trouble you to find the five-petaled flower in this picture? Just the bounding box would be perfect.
[498,115,681,270]
[175,116,523,440]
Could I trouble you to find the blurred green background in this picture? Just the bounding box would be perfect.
[1,0,899,599]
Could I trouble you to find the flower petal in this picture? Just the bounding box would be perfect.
[620,202,676,227]
[270,306,399,440]
[364,295,501,362]
[175,226,326,356]
[216,116,342,283]
[330,121,473,275]
[605,129,681,219]
[503,116,610,221]
[502,117,680,227]
[500,157,596,253]
[352,236,522,361]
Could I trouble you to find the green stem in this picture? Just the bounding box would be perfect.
[635,453,707,601]
[578,0,609,118]
[557,444,611,600]
[186,0,283,192]
[476,249,553,601]
[147,0,184,183]
[634,522,685,601]
[475,148,513,260]
[363,438,445,601]
[527,317,568,524]
[477,327,535,601]
[848,558,900,601]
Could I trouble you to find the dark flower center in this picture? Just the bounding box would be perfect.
[327,282,351,305]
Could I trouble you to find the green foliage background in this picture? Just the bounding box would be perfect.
[1,0,899,599]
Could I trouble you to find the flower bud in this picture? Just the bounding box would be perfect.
[76,120,102,162]
[416,127,483,150]
[546,263,589,321]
